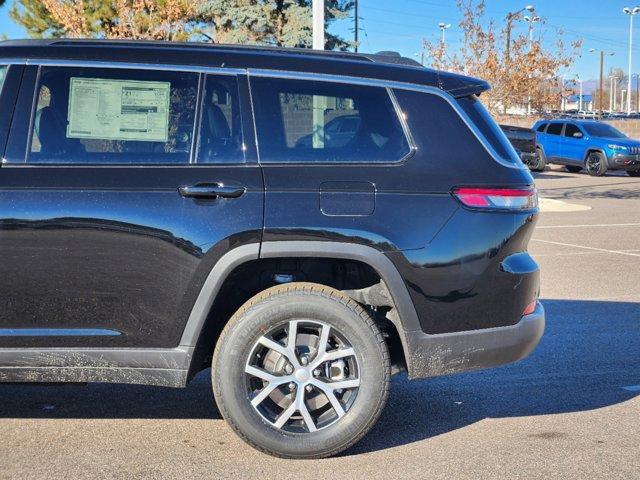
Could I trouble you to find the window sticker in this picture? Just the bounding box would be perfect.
[67,78,171,142]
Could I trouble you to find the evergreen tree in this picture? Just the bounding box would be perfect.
[9,0,354,50]
[197,0,354,50]
[10,0,116,38]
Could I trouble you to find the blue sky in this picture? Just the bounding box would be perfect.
[1,0,639,84]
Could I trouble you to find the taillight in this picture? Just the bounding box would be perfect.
[452,187,538,211]
[522,300,537,316]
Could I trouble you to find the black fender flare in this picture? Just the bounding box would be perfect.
[583,148,608,167]
[180,241,421,373]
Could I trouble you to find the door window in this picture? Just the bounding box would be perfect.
[546,123,563,136]
[563,124,582,137]
[536,123,548,132]
[26,66,199,164]
[196,74,244,163]
[251,77,411,163]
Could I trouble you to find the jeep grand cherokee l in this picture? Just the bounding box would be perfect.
[0,39,544,459]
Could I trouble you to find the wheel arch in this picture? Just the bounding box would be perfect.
[180,241,421,380]
[535,142,546,156]
[583,147,607,165]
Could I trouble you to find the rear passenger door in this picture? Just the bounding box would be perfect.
[0,65,263,349]
[543,122,565,161]
[562,123,586,165]
[247,73,459,254]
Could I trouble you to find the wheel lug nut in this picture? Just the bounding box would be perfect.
[285,364,293,374]
[288,382,296,391]
[300,356,308,366]
[313,368,321,377]
[305,385,313,392]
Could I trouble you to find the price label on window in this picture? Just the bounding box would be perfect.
[67,77,171,142]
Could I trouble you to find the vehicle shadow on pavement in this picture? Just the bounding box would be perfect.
[348,298,640,454]
[0,299,638,456]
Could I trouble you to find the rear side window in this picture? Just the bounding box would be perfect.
[27,66,198,164]
[546,123,563,136]
[536,123,548,132]
[197,74,244,163]
[563,124,581,137]
[456,95,518,163]
[0,66,7,93]
[251,77,411,163]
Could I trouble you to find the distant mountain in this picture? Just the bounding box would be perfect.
[565,77,638,95]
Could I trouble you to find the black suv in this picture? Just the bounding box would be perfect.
[0,40,544,459]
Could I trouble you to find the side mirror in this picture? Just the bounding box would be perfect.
[573,132,584,139]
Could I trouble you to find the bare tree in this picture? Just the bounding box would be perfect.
[423,0,581,114]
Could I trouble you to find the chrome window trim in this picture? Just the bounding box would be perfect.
[247,73,415,166]
[0,58,245,75]
[0,58,524,169]
[387,86,417,160]
[6,60,247,167]
[248,68,526,170]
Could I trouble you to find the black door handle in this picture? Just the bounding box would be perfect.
[178,183,246,199]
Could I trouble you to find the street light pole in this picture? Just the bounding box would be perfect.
[636,73,640,111]
[609,76,618,111]
[599,51,604,115]
[577,77,583,111]
[354,0,359,52]
[438,22,451,48]
[523,15,540,115]
[524,15,540,49]
[312,0,324,50]
[623,7,640,115]
[590,49,615,118]
[312,0,325,149]
[505,5,535,61]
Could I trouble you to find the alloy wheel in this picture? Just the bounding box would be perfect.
[245,320,360,433]
[587,154,601,173]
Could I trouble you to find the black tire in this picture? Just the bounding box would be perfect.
[565,165,582,173]
[212,282,390,459]
[627,170,640,177]
[585,152,607,177]
[533,148,547,172]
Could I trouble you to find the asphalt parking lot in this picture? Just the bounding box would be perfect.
[0,166,638,480]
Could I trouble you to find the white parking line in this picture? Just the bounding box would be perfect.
[531,239,640,258]
[537,223,640,229]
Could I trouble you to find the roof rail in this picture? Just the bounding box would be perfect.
[0,38,424,68]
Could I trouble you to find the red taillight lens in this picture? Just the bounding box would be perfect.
[452,187,538,211]
[523,300,537,316]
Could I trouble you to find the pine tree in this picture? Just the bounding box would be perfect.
[9,0,354,50]
[10,0,116,38]
[196,0,354,50]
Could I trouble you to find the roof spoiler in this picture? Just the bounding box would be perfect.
[435,69,490,98]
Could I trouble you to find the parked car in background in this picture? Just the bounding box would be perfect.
[533,119,640,177]
[500,124,544,171]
